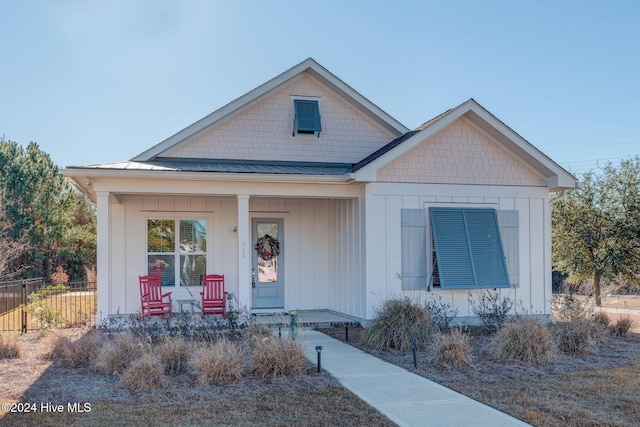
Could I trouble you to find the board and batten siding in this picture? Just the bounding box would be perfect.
[364,182,551,321]
[108,195,237,316]
[106,195,343,316]
[329,198,366,319]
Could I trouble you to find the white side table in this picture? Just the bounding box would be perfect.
[176,299,197,315]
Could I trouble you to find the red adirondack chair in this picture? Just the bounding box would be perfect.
[139,275,173,319]
[200,274,227,317]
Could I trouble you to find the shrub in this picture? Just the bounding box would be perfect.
[245,324,275,341]
[189,338,244,385]
[359,298,434,351]
[554,317,603,355]
[120,354,165,390]
[468,290,513,332]
[0,333,21,359]
[426,296,459,331]
[609,315,634,337]
[156,337,193,374]
[591,312,610,328]
[552,293,587,322]
[50,266,69,284]
[491,318,558,365]
[22,293,67,332]
[251,337,307,379]
[429,329,472,368]
[48,332,101,367]
[93,334,144,375]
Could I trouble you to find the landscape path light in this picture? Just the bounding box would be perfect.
[315,345,323,373]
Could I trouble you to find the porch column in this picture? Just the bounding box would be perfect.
[237,195,251,309]
[95,191,110,320]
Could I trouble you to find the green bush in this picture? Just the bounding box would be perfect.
[359,298,433,351]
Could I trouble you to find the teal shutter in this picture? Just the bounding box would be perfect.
[401,209,427,290]
[430,208,510,289]
[294,100,322,132]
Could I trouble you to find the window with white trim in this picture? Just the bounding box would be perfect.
[147,218,207,287]
[292,97,322,137]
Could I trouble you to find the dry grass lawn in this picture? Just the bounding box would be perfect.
[324,295,640,427]
[0,329,394,427]
[2,294,639,426]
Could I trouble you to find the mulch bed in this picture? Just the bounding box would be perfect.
[321,325,640,387]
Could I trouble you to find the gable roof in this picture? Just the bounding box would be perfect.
[351,98,577,190]
[132,58,409,162]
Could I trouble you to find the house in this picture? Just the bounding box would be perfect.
[63,58,577,324]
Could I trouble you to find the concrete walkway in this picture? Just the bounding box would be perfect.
[294,330,530,427]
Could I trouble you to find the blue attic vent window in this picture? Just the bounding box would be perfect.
[293,99,322,137]
[430,207,511,290]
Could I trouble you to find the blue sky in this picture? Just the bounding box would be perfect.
[1,1,639,176]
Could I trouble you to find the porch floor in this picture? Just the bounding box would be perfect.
[252,310,360,328]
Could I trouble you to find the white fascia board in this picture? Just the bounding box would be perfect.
[304,62,409,136]
[90,176,362,199]
[63,168,353,183]
[463,102,577,188]
[132,58,408,161]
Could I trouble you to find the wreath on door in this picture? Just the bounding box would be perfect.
[254,234,280,260]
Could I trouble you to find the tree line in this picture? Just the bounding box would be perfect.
[0,138,95,282]
[553,157,640,306]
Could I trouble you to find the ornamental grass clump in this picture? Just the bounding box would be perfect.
[48,332,101,368]
[609,315,634,337]
[429,328,472,368]
[491,317,558,365]
[359,298,434,351]
[156,337,194,374]
[554,317,604,355]
[189,338,245,385]
[120,354,165,390]
[0,333,21,359]
[251,337,307,379]
[93,334,145,375]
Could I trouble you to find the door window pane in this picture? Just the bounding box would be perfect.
[257,222,278,283]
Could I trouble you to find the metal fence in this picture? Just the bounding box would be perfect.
[0,279,97,333]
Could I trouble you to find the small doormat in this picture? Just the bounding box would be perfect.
[251,312,289,317]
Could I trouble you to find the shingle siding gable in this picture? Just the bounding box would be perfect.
[165,74,396,164]
[377,119,547,186]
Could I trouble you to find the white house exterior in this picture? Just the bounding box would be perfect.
[63,58,577,323]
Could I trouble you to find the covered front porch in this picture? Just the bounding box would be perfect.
[92,180,367,322]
